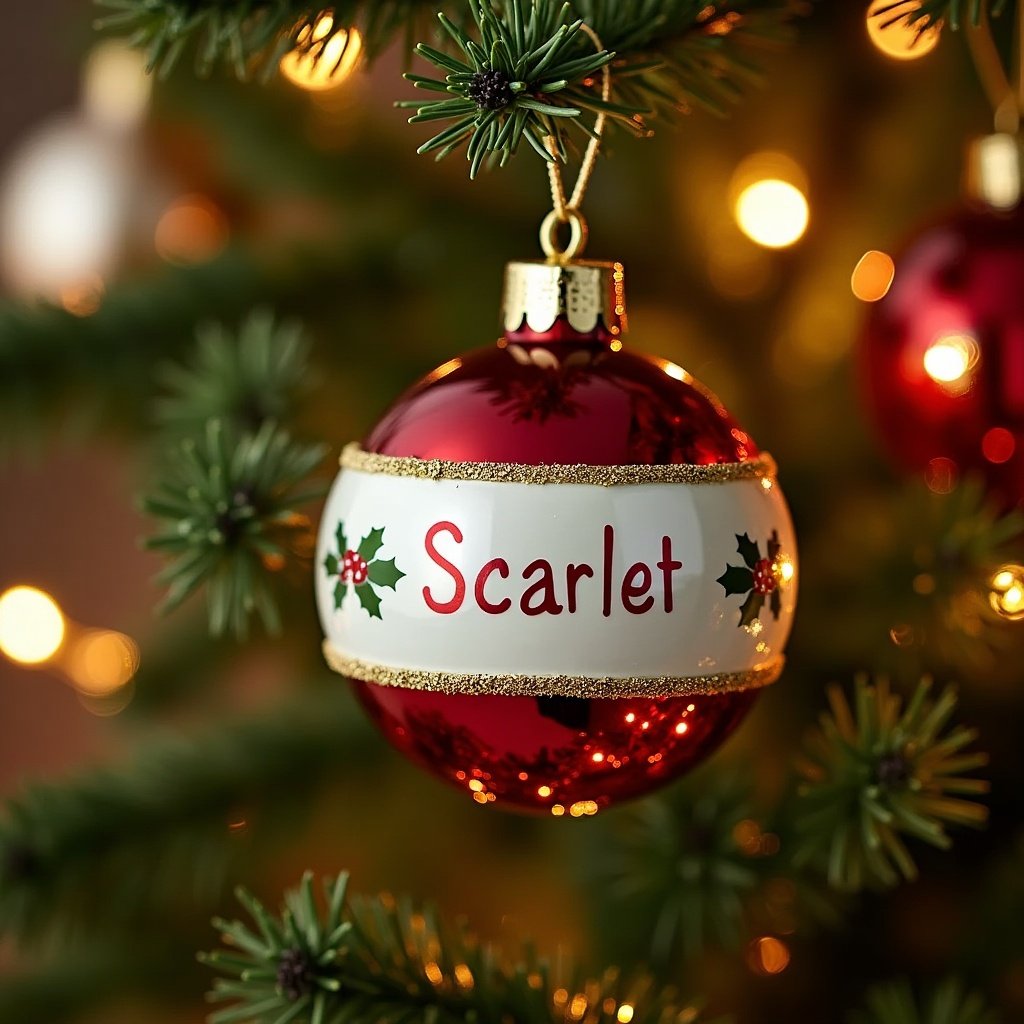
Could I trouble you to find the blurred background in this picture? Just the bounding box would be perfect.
[2,2,1024,1022]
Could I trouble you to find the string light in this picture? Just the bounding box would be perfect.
[923,334,979,390]
[989,565,1024,621]
[83,40,152,133]
[67,629,140,696]
[851,250,896,301]
[280,18,363,91]
[155,195,229,266]
[866,1,940,62]
[748,936,791,975]
[0,586,66,665]
[735,179,809,248]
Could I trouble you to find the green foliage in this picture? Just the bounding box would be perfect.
[848,978,997,1024]
[204,871,713,1024]
[156,310,311,434]
[795,678,990,892]
[0,688,372,945]
[583,773,761,964]
[144,418,326,637]
[401,2,620,176]
[402,0,794,174]
[95,0,435,78]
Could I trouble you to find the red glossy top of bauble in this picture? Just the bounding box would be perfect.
[861,203,1024,509]
[365,332,758,467]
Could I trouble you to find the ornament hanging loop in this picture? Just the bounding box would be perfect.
[540,22,610,263]
[539,208,589,261]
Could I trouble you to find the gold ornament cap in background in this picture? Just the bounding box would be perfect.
[502,260,627,338]
[965,133,1024,211]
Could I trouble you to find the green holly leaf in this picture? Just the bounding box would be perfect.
[739,591,765,627]
[357,527,385,562]
[717,564,754,597]
[356,583,382,620]
[770,589,782,620]
[368,557,405,591]
[335,521,347,555]
[736,533,761,569]
[323,552,339,576]
[767,529,781,561]
[333,580,346,610]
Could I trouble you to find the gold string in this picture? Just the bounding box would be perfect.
[965,6,1019,134]
[542,22,611,258]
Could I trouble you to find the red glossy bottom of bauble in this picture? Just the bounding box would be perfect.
[353,683,758,814]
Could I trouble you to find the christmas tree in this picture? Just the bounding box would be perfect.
[1,2,1023,1022]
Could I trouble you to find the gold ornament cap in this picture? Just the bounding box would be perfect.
[502,259,627,338]
[965,133,1024,211]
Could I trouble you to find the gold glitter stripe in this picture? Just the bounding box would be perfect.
[339,443,776,487]
[322,642,783,698]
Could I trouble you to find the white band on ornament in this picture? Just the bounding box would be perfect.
[316,446,797,699]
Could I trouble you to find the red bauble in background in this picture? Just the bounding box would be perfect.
[861,143,1024,509]
[314,259,795,815]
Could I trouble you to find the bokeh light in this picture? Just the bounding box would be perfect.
[280,18,363,91]
[923,333,979,390]
[981,426,1016,464]
[734,173,809,249]
[0,586,66,665]
[748,935,791,975]
[866,1,941,61]
[155,194,229,266]
[851,250,896,301]
[989,565,1024,621]
[83,40,151,132]
[67,629,140,696]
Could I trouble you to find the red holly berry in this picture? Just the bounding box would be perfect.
[351,557,369,585]
[752,558,777,595]
[341,549,360,583]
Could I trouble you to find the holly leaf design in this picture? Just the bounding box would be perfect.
[333,580,346,610]
[767,529,781,561]
[335,522,347,556]
[736,533,761,569]
[770,589,782,620]
[356,583,382,620]
[739,592,765,627]
[717,564,754,597]
[323,552,339,576]
[368,557,405,591]
[357,527,385,562]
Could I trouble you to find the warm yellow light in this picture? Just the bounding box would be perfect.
[776,556,796,584]
[0,586,66,665]
[617,1005,635,1024]
[537,784,553,798]
[67,629,140,696]
[280,18,362,91]
[750,936,791,975]
[851,250,896,302]
[989,564,1024,621]
[735,179,809,249]
[155,195,228,266]
[923,334,979,387]
[866,2,941,62]
[83,40,152,132]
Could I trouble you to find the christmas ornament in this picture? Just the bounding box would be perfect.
[315,30,796,814]
[860,20,1024,510]
[314,254,797,814]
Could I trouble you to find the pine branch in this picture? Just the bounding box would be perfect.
[873,0,1013,32]
[794,677,990,892]
[581,771,763,964]
[403,0,794,174]
[848,978,998,1024]
[155,309,312,435]
[0,687,375,945]
[144,418,327,638]
[203,871,714,1024]
[94,0,437,78]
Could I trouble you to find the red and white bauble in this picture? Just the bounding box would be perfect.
[315,259,797,813]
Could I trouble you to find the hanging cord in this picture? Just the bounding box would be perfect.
[965,4,1019,134]
[539,22,611,262]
